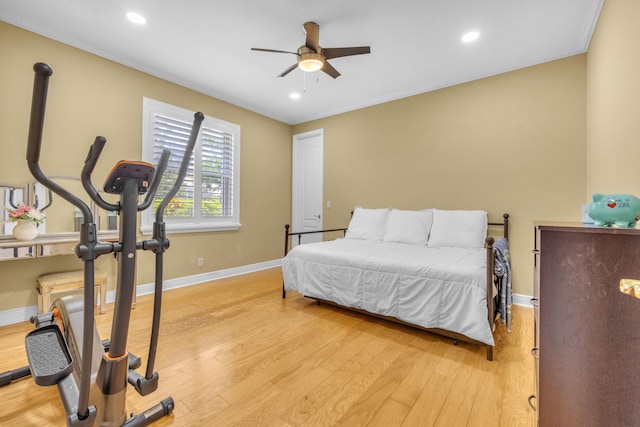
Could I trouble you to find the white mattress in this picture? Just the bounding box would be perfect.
[282,238,494,346]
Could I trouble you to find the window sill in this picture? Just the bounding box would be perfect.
[140,223,241,235]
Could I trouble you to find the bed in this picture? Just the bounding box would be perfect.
[281,207,510,361]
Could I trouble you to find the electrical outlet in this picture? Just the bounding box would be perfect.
[197,257,203,267]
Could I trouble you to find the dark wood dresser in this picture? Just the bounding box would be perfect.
[532,222,640,426]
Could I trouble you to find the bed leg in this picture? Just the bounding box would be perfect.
[282,283,286,299]
[486,345,494,361]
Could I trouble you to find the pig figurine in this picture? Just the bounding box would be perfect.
[586,193,640,227]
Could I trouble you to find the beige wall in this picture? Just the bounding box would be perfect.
[293,56,588,296]
[0,22,292,312]
[1,15,595,313]
[586,0,640,196]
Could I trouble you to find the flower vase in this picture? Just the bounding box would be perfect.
[12,219,39,241]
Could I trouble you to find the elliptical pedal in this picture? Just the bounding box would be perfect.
[25,325,73,386]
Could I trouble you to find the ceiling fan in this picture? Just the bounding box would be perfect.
[251,21,371,79]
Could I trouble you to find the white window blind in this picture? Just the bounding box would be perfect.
[141,97,240,234]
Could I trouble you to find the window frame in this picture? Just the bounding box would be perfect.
[141,97,241,234]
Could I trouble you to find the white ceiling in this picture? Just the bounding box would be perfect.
[0,0,603,125]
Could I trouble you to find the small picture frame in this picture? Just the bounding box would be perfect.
[582,204,594,224]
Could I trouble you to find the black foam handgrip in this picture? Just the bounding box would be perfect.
[26,63,54,163]
[84,136,107,168]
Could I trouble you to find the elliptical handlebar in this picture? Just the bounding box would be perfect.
[135,112,203,386]
[26,63,93,224]
[155,112,204,223]
[138,149,171,212]
[26,63,53,164]
[81,136,118,212]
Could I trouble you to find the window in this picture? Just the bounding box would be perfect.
[141,97,240,234]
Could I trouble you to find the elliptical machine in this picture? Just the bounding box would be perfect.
[0,63,203,426]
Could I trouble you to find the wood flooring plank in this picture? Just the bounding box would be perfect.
[389,338,446,407]
[336,346,419,426]
[237,367,331,426]
[401,371,454,427]
[210,380,285,427]
[432,352,483,426]
[302,342,405,426]
[367,398,411,427]
[280,325,392,426]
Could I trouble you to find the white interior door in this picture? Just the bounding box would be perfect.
[292,129,323,247]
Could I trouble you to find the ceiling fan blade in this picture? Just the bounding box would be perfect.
[278,63,299,77]
[321,61,340,79]
[251,48,298,56]
[323,46,371,60]
[304,22,320,53]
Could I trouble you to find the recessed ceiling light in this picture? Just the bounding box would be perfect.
[462,31,480,43]
[289,92,301,100]
[126,12,146,25]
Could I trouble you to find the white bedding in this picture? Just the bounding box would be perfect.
[282,238,494,346]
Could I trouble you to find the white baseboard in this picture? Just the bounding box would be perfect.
[513,293,533,308]
[0,259,282,327]
[0,305,39,327]
[105,258,282,303]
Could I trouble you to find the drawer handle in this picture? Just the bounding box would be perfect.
[528,394,537,411]
[531,347,539,359]
[530,297,539,308]
[620,279,640,300]
[532,249,540,255]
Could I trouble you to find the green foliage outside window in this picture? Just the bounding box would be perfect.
[154,197,222,218]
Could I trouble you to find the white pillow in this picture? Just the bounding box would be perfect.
[428,209,488,248]
[383,209,433,246]
[345,206,390,242]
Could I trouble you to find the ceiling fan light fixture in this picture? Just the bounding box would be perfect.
[299,58,323,72]
[297,48,324,72]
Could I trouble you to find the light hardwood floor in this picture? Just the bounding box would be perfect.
[0,268,535,426]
